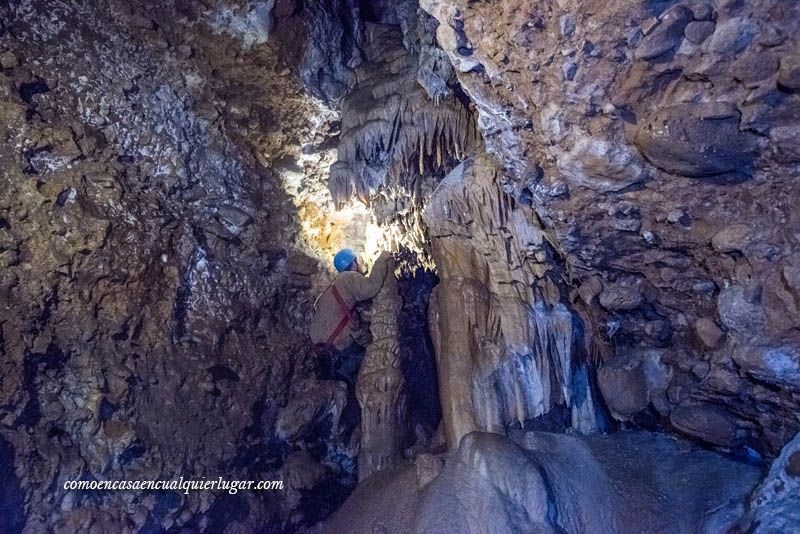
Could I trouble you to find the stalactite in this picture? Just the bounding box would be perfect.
[328,23,479,229]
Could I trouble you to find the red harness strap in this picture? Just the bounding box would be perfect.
[317,284,355,352]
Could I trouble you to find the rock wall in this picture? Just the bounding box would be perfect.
[420,0,800,454]
[0,0,350,531]
[4,0,800,530]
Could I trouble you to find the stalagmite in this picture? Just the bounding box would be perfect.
[425,155,603,448]
[355,267,407,480]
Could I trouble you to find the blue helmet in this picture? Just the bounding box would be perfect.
[334,249,357,272]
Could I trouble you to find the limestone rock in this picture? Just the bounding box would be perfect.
[717,285,766,336]
[634,102,758,178]
[356,267,407,480]
[706,16,758,54]
[634,6,692,61]
[669,403,740,446]
[740,432,800,532]
[778,55,800,90]
[599,284,644,311]
[732,51,780,84]
[0,50,17,69]
[711,224,752,253]
[425,155,603,447]
[598,350,669,420]
[324,431,762,533]
[558,134,644,192]
[414,453,443,489]
[733,344,800,392]
[684,21,715,44]
[694,317,725,349]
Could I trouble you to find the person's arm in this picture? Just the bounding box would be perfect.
[346,252,392,302]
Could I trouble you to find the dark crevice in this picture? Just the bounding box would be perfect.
[19,78,49,103]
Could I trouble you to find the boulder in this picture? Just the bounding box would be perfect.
[598,349,670,420]
[669,403,740,446]
[731,51,780,84]
[634,102,758,178]
[711,223,752,253]
[778,55,800,90]
[694,317,725,348]
[634,6,692,60]
[599,284,644,311]
[323,431,762,533]
[598,357,649,419]
[557,134,644,192]
[706,17,757,54]
[684,21,715,44]
[0,51,18,69]
[717,285,766,336]
[733,344,800,392]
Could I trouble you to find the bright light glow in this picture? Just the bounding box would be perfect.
[363,220,385,268]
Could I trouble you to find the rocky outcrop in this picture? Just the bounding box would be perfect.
[321,430,762,533]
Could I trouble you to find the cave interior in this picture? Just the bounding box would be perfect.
[1,0,800,532]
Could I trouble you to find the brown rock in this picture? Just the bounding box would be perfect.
[598,350,670,420]
[684,21,715,44]
[670,403,739,446]
[778,55,800,90]
[102,420,131,441]
[687,1,714,21]
[788,451,800,478]
[414,453,443,489]
[598,357,649,419]
[634,102,758,178]
[577,276,603,305]
[732,52,780,84]
[0,51,18,69]
[634,6,692,60]
[694,317,725,349]
[717,285,766,335]
[599,284,644,311]
[706,17,757,54]
[733,344,800,391]
[711,224,752,253]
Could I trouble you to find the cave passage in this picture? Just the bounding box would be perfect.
[1,0,799,532]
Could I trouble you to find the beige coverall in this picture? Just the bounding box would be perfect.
[309,253,391,351]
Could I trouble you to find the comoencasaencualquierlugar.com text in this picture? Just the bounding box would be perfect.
[63,478,284,494]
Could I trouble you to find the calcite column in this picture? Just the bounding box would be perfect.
[424,155,602,450]
[355,269,407,480]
